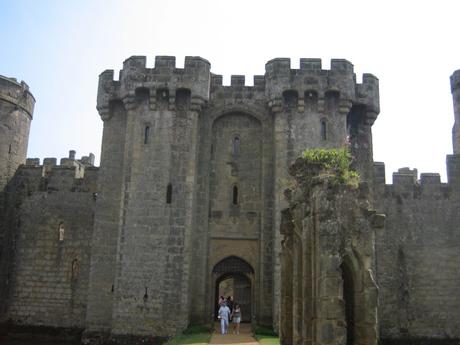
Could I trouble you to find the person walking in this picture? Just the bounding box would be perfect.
[218,302,231,335]
[231,303,242,334]
[218,295,225,306]
[226,296,233,313]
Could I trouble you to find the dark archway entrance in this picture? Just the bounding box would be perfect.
[341,262,355,345]
[212,256,254,322]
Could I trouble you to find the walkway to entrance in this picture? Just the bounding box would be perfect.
[210,323,259,345]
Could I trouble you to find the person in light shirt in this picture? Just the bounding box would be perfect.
[218,302,231,335]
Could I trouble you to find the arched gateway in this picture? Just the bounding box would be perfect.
[212,256,254,322]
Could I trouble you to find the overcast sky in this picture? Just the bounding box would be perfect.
[1,0,459,182]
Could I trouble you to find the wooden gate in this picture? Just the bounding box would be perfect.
[213,256,254,323]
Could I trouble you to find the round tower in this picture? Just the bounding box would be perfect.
[450,70,460,154]
[0,75,35,190]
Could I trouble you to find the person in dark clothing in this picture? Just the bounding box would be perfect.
[226,296,234,313]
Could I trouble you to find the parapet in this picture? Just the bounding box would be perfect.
[21,150,98,193]
[0,75,35,118]
[264,58,379,118]
[97,55,211,115]
[373,163,452,199]
[98,56,380,123]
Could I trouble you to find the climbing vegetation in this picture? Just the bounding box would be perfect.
[296,147,360,188]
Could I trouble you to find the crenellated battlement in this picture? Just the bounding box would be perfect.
[373,161,460,199]
[97,56,380,123]
[97,55,211,115]
[264,58,379,118]
[209,74,267,109]
[0,75,35,118]
[19,150,98,193]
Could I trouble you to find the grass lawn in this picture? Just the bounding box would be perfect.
[164,327,211,345]
[253,326,280,345]
[254,334,280,345]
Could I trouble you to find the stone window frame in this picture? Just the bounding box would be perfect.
[58,222,65,241]
[232,136,240,156]
[282,89,299,110]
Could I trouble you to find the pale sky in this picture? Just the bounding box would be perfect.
[2,0,459,182]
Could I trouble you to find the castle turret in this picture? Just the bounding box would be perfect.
[450,70,460,154]
[262,58,380,328]
[0,76,35,190]
[85,56,210,340]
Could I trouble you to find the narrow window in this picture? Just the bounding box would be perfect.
[144,126,150,144]
[8,144,11,154]
[232,185,238,205]
[232,137,240,156]
[166,183,173,204]
[71,259,80,280]
[58,222,65,241]
[320,120,327,141]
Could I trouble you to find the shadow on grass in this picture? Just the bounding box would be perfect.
[164,325,211,345]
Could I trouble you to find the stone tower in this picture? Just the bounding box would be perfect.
[83,55,381,341]
[85,56,210,338]
[0,75,35,190]
[450,70,460,154]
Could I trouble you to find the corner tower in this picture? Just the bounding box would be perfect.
[85,56,210,340]
[0,76,35,190]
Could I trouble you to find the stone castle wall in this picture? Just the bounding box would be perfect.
[0,155,97,327]
[2,57,460,345]
[374,158,460,342]
[89,56,380,338]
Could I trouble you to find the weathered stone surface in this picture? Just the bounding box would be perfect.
[280,158,380,345]
[1,58,459,345]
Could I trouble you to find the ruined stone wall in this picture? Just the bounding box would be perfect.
[0,76,35,191]
[1,157,97,328]
[280,159,382,345]
[264,58,380,330]
[374,159,460,343]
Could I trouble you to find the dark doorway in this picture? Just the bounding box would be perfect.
[341,262,355,345]
[213,256,254,322]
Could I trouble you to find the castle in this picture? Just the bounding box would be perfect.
[0,56,459,345]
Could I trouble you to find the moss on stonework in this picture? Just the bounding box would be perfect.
[292,147,360,189]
